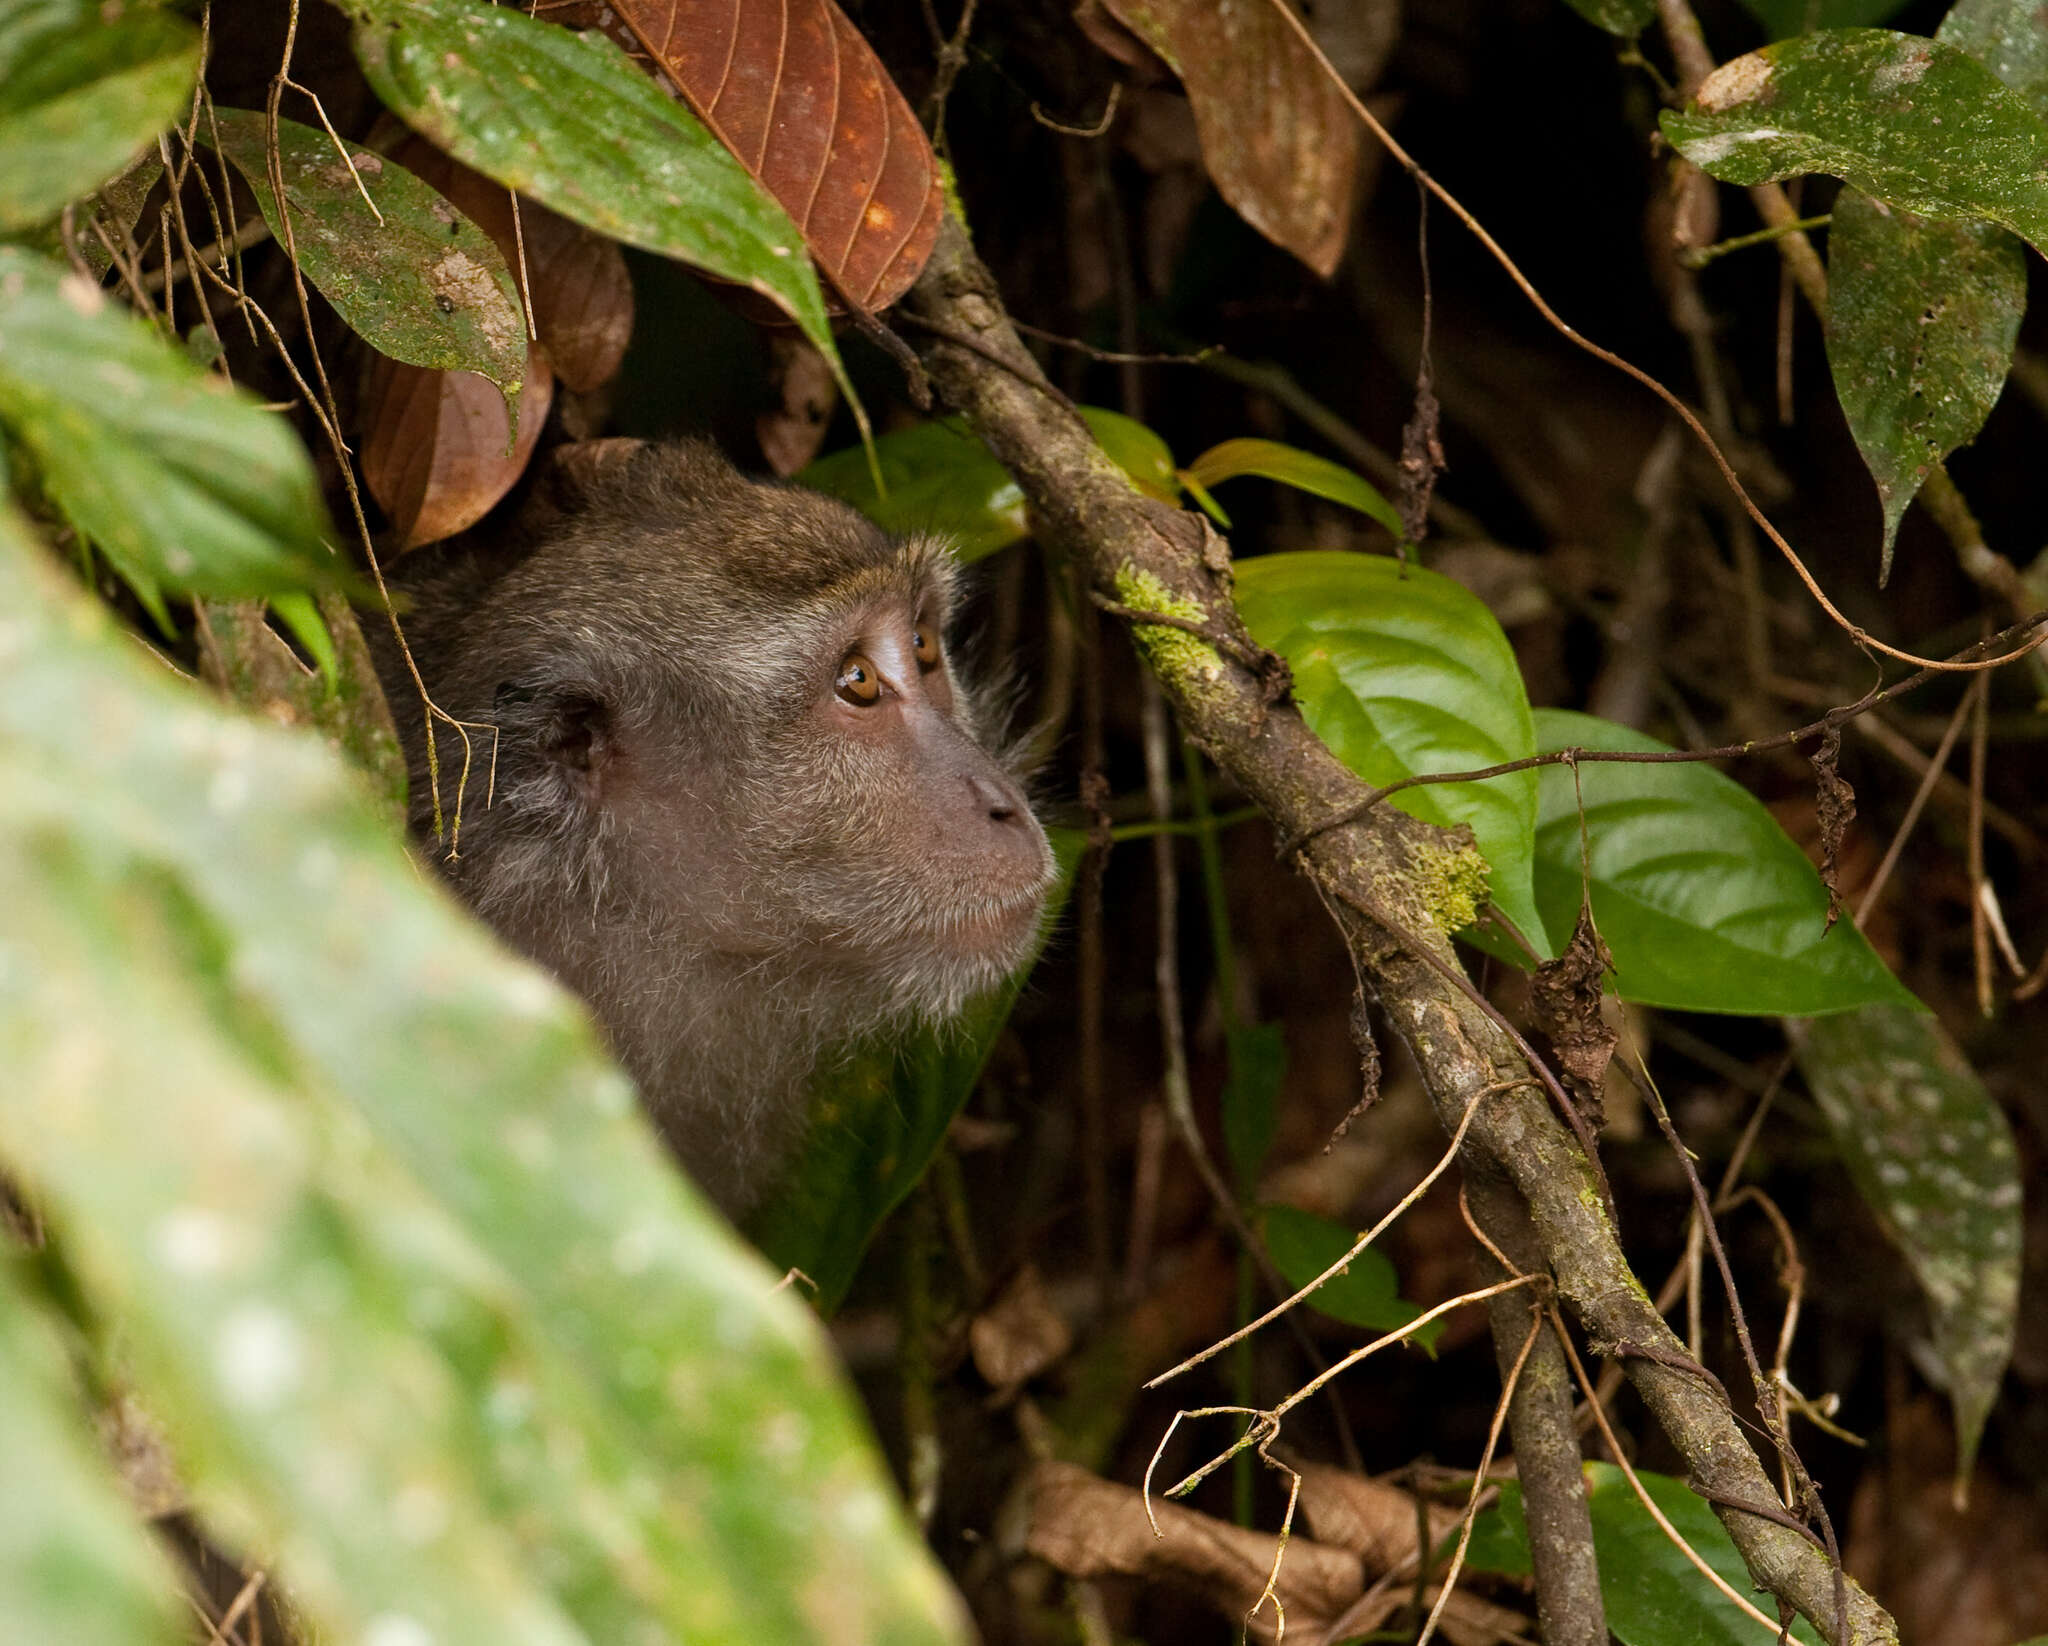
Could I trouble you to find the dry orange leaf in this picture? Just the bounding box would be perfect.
[559,0,943,312]
[1096,0,1362,277]
[360,349,554,550]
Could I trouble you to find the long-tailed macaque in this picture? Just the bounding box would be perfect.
[371,441,1055,1215]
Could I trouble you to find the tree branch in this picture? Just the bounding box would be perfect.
[907,212,1898,1646]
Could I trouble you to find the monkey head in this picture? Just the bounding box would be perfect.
[375,440,1056,1214]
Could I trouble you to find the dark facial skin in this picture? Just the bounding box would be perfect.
[371,441,1055,1215]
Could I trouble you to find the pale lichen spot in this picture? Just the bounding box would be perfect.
[863,202,896,233]
[1871,39,1934,95]
[1679,128,1789,168]
[364,1616,435,1646]
[154,1207,234,1276]
[216,1304,305,1409]
[1697,53,1773,112]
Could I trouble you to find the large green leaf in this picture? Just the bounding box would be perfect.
[339,0,850,398]
[0,1264,187,1646]
[1530,710,1911,1014]
[1257,1206,1441,1351]
[799,410,1179,562]
[1791,1004,2020,1484]
[0,247,348,615]
[1825,190,2024,580]
[749,831,1083,1313]
[0,504,968,1646]
[201,110,527,413]
[1465,1464,1824,1646]
[1662,31,2048,257]
[1180,438,1404,540]
[0,1,199,233]
[1236,551,1548,957]
[1939,0,2048,110]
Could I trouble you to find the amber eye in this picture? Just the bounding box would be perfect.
[836,653,882,705]
[912,624,940,669]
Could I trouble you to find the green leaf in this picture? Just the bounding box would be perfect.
[799,409,1179,561]
[1939,0,2048,113]
[749,831,1084,1313]
[1791,1003,2020,1484]
[1222,1021,1286,1190]
[1465,1465,1825,1646]
[0,1263,187,1646]
[0,504,968,1646]
[1529,710,1912,1013]
[1737,0,1915,34]
[1180,438,1404,540]
[1825,189,2024,580]
[1235,551,1548,957]
[339,0,854,407]
[0,247,349,607]
[1662,30,2048,258]
[1257,1206,1441,1350]
[200,109,528,415]
[1559,0,1656,39]
[0,2,199,233]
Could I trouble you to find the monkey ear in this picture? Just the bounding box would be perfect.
[495,681,613,785]
[513,439,652,533]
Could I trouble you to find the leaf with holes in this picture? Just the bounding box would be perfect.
[1662,30,2048,257]
[202,110,528,414]
[340,0,847,394]
[0,0,198,233]
[1791,1004,2020,1485]
[1528,711,1912,1014]
[1825,190,2023,580]
[1235,552,1548,957]
[562,0,942,312]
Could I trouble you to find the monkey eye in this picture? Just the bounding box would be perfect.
[911,624,940,669]
[836,653,882,705]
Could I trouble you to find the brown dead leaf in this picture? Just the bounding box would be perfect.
[1295,1461,1461,1577]
[559,0,943,313]
[969,1263,1073,1395]
[1529,901,1617,1127]
[1025,1459,1362,1642]
[1809,724,1856,931]
[1094,0,1363,276]
[360,348,554,549]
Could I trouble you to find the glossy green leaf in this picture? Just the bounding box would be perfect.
[1257,1206,1440,1350]
[1825,190,2023,580]
[1236,551,1548,957]
[1465,1465,1823,1646]
[1738,0,1914,33]
[1791,1003,2019,1483]
[340,0,851,400]
[1662,31,2048,257]
[0,1265,186,1646]
[0,1,199,233]
[749,832,1083,1313]
[0,247,349,609]
[0,504,968,1646]
[799,409,1178,562]
[1181,438,1404,540]
[1559,0,1655,38]
[1222,1021,1286,1190]
[201,110,527,414]
[1939,0,2048,112]
[1529,710,1912,1013]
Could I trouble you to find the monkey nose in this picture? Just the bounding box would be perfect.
[968,772,1023,824]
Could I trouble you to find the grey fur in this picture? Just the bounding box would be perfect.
[370,441,1054,1215]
